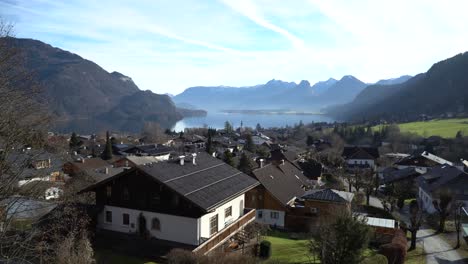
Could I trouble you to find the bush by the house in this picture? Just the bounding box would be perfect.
[259,240,272,259]
[378,229,407,264]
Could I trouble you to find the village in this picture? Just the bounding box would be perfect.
[2,120,468,263]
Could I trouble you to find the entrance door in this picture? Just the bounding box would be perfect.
[138,213,147,236]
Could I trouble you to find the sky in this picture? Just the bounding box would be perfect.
[2,0,468,95]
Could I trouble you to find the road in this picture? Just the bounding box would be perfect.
[417,228,466,264]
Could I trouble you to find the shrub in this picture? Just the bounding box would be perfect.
[362,254,388,264]
[378,229,407,264]
[259,240,272,259]
[167,249,197,264]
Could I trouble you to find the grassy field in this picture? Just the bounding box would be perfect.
[373,118,468,138]
[263,231,316,263]
[95,250,158,264]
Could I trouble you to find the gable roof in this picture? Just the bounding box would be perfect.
[252,161,309,206]
[342,146,379,160]
[395,151,452,167]
[419,164,467,193]
[302,188,354,203]
[381,167,424,184]
[80,152,259,212]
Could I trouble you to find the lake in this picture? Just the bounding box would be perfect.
[172,112,334,131]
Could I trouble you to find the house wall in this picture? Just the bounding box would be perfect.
[255,209,285,227]
[347,159,375,168]
[419,188,436,213]
[98,205,200,245]
[199,194,245,239]
[246,188,286,227]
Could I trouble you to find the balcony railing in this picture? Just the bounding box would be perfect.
[193,208,256,255]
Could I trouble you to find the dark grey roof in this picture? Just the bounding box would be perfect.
[381,167,423,184]
[81,152,259,212]
[252,161,309,206]
[342,145,379,160]
[1,196,57,220]
[419,165,467,193]
[302,188,354,203]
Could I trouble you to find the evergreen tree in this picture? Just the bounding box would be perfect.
[224,121,233,134]
[306,135,315,146]
[69,132,82,149]
[102,131,113,160]
[456,130,463,139]
[223,150,235,167]
[245,134,255,152]
[206,133,214,154]
[256,123,262,132]
[238,153,253,174]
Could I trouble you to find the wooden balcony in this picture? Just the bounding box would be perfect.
[193,208,256,255]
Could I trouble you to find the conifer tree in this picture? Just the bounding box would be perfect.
[102,131,113,160]
[238,153,253,174]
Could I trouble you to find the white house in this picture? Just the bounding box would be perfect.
[418,164,468,213]
[79,152,259,249]
[342,146,380,170]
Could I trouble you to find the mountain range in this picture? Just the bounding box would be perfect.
[328,52,468,122]
[173,74,409,112]
[3,37,205,132]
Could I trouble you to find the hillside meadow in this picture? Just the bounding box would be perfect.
[373,118,468,138]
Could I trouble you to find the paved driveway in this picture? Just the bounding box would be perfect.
[418,228,467,264]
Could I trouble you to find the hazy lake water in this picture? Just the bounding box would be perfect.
[172,112,334,131]
[54,112,334,134]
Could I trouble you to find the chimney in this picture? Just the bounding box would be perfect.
[281,159,285,165]
[179,156,185,166]
[105,167,109,174]
[125,160,129,167]
[212,152,216,158]
[259,159,264,168]
[192,153,197,165]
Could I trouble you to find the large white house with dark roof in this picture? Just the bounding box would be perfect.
[79,152,259,250]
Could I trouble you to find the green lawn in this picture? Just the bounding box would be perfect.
[405,245,426,264]
[263,231,316,263]
[374,118,468,138]
[95,250,158,264]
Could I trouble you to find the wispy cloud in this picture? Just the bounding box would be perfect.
[2,0,468,94]
[220,0,305,49]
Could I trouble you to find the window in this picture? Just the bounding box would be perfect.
[105,211,112,223]
[209,215,218,236]
[225,206,232,218]
[106,186,112,198]
[122,213,129,225]
[152,218,161,230]
[122,187,129,201]
[310,208,318,214]
[258,211,263,219]
[270,212,279,219]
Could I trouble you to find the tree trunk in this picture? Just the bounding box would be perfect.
[409,230,417,250]
[348,183,352,192]
[366,193,370,206]
[438,214,446,233]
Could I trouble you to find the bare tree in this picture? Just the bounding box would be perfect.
[408,200,422,250]
[453,202,464,249]
[433,190,453,233]
[141,121,168,144]
[0,19,56,262]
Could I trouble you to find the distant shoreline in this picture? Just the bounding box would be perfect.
[220,109,324,115]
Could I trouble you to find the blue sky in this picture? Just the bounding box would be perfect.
[2,0,468,94]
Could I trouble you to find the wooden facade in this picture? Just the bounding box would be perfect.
[95,169,205,218]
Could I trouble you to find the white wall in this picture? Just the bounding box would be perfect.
[347,159,375,168]
[98,205,200,245]
[255,209,285,227]
[199,194,245,239]
[419,188,436,213]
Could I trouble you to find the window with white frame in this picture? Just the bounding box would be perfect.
[270,211,279,219]
[225,206,232,218]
